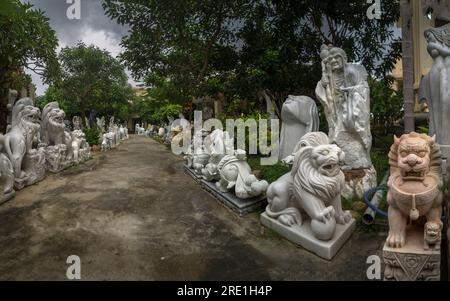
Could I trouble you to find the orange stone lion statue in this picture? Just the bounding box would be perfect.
[386,132,443,249]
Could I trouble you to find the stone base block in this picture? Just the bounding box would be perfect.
[0,191,15,205]
[183,165,203,183]
[383,226,441,281]
[201,180,267,216]
[260,212,356,260]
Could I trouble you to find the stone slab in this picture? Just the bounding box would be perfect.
[201,179,267,216]
[383,225,441,281]
[260,212,356,260]
[183,165,203,183]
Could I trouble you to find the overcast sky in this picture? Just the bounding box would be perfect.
[25,0,141,95]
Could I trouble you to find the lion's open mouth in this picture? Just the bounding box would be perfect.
[321,162,340,176]
[401,170,426,179]
[26,113,40,124]
[51,116,64,124]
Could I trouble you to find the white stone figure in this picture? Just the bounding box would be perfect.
[184,129,211,174]
[315,44,376,199]
[201,129,234,181]
[41,102,73,172]
[101,132,114,151]
[216,149,269,199]
[0,135,15,202]
[6,89,18,132]
[3,98,45,189]
[135,123,145,136]
[279,95,319,161]
[85,117,90,129]
[96,116,106,145]
[420,23,450,163]
[158,127,165,137]
[119,125,128,140]
[71,129,91,163]
[73,116,82,130]
[261,132,355,259]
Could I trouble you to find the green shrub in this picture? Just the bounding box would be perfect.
[83,127,100,146]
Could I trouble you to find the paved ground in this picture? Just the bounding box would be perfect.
[0,135,387,280]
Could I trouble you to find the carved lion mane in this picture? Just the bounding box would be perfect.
[41,102,66,146]
[292,133,345,202]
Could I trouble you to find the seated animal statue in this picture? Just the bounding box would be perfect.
[41,102,73,172]
[386,132,443,249]
[184,129,210,174]
[201,129,234,181]
[265,132,352,241]
[3,98,45,189]
[71,130,91,162]
[216,149,269,199]
[101,132,114,151]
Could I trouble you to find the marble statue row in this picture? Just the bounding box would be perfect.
[0,95,93,204]
[184,128,269,200]
[152,24,450,277]
[97,116,128,151]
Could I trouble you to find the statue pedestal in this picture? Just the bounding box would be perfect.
[201,179,267,216]
[183,164,203,183]
[0,191,15,205]
[383,225,441,281]
[44,144,71,173]
[260,212,355,260]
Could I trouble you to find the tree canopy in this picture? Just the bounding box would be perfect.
[0,0,59,131]
[103,0,401,120]
[55,42,133,125]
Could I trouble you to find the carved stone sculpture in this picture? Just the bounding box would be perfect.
[3,98,45,189]
[202,129,234,181]
[71,130,91,163]
[382,132,443,281]
[315,44,376,199]
[0,135,15,203]
[158,127,165,137]
[185,129,210,174]
[136,123,145,135]
[385,132,443,248]
[216,149,268,199]
[260,132,355,259]
[6,89,18,132]
[119,125,128,140]
[279,95,319,161]
[41,102,72,172]
[420,23,450,164]
[73,116,82,130]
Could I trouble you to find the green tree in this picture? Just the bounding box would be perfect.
[58,42,132,125]
[102,0,246,103]
[0,0,59,132]
[233,0,401,117]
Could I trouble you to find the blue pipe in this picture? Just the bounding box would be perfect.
[363,186,388,218]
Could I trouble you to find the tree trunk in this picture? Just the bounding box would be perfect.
[400,0,415,133]
[0,92,8,134]
[80,97,87,127]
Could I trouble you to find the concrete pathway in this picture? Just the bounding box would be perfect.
[0,136,386,280]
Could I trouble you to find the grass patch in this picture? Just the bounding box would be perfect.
[247,155,290,183]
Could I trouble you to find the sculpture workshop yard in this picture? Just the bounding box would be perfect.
[0,136,384,280]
